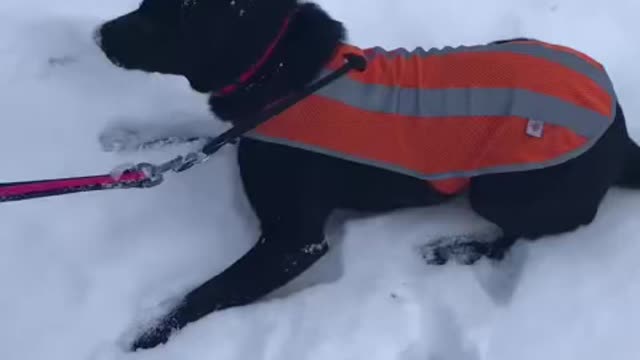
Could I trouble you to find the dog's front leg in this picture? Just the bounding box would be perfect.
[130,140,336,351]
[130,224,330,351]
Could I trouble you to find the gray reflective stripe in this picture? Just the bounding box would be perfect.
[365,42,616,97]
[315,75,611,138]
[244,130,599,181]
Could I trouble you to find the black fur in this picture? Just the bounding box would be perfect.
[97,0,640,351]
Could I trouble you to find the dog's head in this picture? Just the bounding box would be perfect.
[96,0,298,93]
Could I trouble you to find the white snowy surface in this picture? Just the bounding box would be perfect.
[1,1,640,359]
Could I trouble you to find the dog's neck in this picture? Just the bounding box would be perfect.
[207,3,346,123]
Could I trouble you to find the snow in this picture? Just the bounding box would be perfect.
[1,0,640,359]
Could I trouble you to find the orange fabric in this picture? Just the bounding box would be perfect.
[254,96,588,194]
[252,41,611,195]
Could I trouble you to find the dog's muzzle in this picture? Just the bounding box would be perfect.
[95,14,151,68]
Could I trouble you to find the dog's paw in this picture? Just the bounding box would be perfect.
[447,242,486,265]
[130,323,174,351]
[420,241,451,265]
[420,240,484,266]
[119,297,189,352]
[129,311,183,352]
[419,230,505,266]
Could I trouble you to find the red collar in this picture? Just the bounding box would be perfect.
[211,11,296,97]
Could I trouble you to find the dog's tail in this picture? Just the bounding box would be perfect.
[616,135,640,188]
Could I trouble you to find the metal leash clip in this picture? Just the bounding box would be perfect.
[133,151,211,187]
[132,162,165,188]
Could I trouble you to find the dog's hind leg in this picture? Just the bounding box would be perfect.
[423,102,628,266]
[421,133,623,301]
[469,102,628,257]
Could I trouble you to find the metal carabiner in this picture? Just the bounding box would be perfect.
[135,162,165,188]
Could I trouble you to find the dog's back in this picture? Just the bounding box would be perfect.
[247,39,619,194]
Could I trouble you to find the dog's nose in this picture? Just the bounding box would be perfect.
[92,26,103,48]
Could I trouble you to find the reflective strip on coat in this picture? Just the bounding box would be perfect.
[246,40,618,195]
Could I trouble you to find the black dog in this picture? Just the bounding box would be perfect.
[96,0,640,351]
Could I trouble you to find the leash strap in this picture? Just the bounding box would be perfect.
[0,54,367,204]
[0,167,153,203]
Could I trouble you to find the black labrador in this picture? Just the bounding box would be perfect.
[96,0,640,350]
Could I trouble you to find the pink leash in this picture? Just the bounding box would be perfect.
[0,167,154,202]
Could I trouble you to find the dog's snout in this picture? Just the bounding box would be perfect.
[96,12,157,66]
[94,8,184,74]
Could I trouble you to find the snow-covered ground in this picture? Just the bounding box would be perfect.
[1,1,640,359]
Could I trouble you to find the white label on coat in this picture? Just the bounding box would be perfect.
[526,119,544,138]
